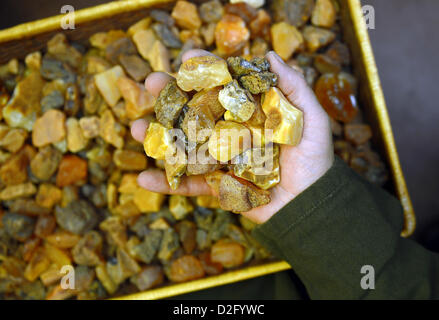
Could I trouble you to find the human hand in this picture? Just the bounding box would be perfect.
[131,49,334,224]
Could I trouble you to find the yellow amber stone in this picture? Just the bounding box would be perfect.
[99,109,125,149]
[94,66,125,107]
[169,195,194,220]
[118,173,139,194]
[270,22,303,61]
[32,109,66,148]
[113,150,147,171]
[0,182,37,201]
[196,195,220,209]
[143,122,173,160]
[36,183,62,208]
[66,117,88,152]
[117,76,155,120]
[171,0,202,30]
[311,0,336,28]
[208,121,252,162]
[150,218,171,230]
[204,170,226,195]
[133,188,165,213]
[44,242,72,268]
[127,17,152,37]
[215,14,250,56]
[176,56,232,92]
[262,87,303,146]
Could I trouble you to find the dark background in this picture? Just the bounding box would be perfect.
[0,0,438,241]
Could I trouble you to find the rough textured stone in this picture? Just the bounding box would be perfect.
[271,22,304,60]
[215,14,250,55]
[55,200,99,235]
[311,0,336,28]
[155,79,188,128]
[56,155,88,187]
[218,80,255,122]
[94,66,125,107]
[171,0,202,30]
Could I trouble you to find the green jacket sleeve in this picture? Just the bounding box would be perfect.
[252,157,439,299]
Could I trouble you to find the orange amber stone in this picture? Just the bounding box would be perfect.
[315,73,359,123]
[198,251,223,275]
[211,239,245,268]
[215,14,250,56]
[169,255,205,283]
[56,155,88,187]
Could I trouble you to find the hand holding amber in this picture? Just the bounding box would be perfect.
[131,49,334,224]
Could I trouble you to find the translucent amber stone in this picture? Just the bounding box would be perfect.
[196,195,220,209]
[171,1,202,30]
[208,121,252,162]
[219,174,270,212]
[36,183,62,209]
[204,170,226,195]
[211,239,245,268]
[143,122,173,160]
[270,22,303,61]
[99,109,125,149]
[218,80,256,122]
[315,73,359,123]
[187,87,225,121]
[113,150,147,171]
[56,155,88,187]
[249,9,271,39]
[32,109,66,147]
[169,255,205,283]
[94,66,125,107]
[344,124,372,146]
[215,14,250,56]
[79,116,100,139]
[176,56,232,92]
[262,87,303,145]
[0,182,37,201]
[117,76,155,120]
[270,0,314,27]
[311,0,336,28]
[66,117,88,152]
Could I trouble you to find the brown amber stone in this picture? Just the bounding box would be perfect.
[36,183,62,208]
[199,0,224,23]
[215,14,250,56]
[303,26,335,53]
[130,266,164,291]
[0,149,30,186]
[211,239,245,268]
[24,247,50,282]
[154,79,188,128]
[187,87,225,121]
[46,231,81,249]
[30,145,62,181]
[270,0,314,27]
[250,9,271,40]
[344,124,372,146]
[113,150,147,171]
[198,251,223,275]
[169,255,205,282]
[315,73,359,123]
[56,155,88,187]
[175,220,197,254]
[224,2,257,23]
[34,215,56,238]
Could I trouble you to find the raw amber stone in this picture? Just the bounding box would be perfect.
[23,238,41,262]
[314,54,341,74]
[56,155,88,187]
[47,33,82,68]
[32,109,66,147]
[44,242,71,267]
[219,174,270,212]
[72,231,103,266]
[25,51,42,71]
[208,121,252,162]
[155,79,188,128]
[227,56,261,77]
[36,183,62,209]
[182,104,215,144]
[79,116,100,139]
[200,23,216,46]
[303,26,335,53]
[204,170,225,195]
[230,0,264,8]
[30,146,62,181]
[0,128,28,153]
[175,220,197,254]
[171,1,202,30]
[0,182,37,201]
[149,217,171,230]
[187,87,225,121]
[89,29,126,49]
[99,109,125,149]
[105,37,137,64]
[46,231,80,249]
[271,22,303,61]
[211,240,245,268]
[311,0,336,28]
[86,56,111,75]
[130,266,164,291]
[240,72,277,95]
[198,251,223,275]
[177,56,232,92]
[270,0,314,27]
[165,152,187,190]
[94,66,125,107]
[158,229,180,262]
[113,150,147,171]
[133,188,165,213]
[117,76,155,120]
[0,148,29,185]
[149,40,172,73]
[95,264,117,295]
[169,255,205,282]
[119,54,151,82]
[196,195,220,209]
[107,248,141,286]
[224,2,257,23]
[24,247,50,282]
[169,195,194,220]
[3,72,44,131]
[250,9,271,39]
[118,173,139,194]
[219,80,255,122]
[262,87,303,145]
[315,73,359,123]
[66,117,88,152]
[215,14,250,55]
[199,0,224,23]
[344,124,372,146]
[127,17,152,36]
[55,200,98,235]
[233,145,280,190]
[143,122,173,160]
[100,217,127,248]
[2,212,35,241]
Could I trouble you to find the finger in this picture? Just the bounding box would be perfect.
[137,169,214,196]
[266,51,323,115]
[182,49,217,63]
[131,119,150,143]
[145,72,174,97]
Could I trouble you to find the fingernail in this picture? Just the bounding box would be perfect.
[267,51,285,65]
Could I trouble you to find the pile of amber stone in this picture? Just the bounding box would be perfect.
[0,0,387,300]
